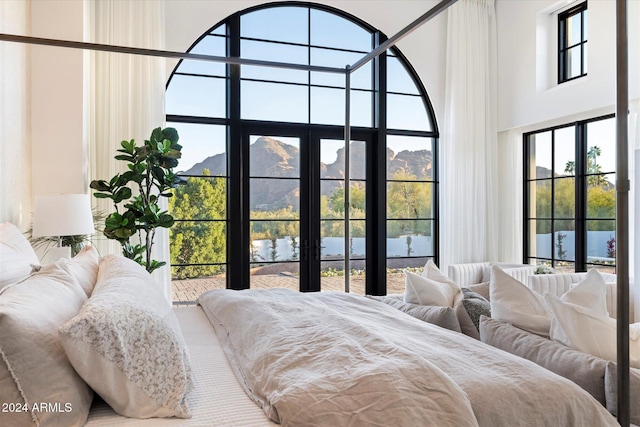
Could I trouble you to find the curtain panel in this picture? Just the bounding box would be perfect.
[0,0,30,229]
[88,0,171,301]
[440,0,499,270]
[630,99,640,322]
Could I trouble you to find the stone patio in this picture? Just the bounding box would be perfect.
[172,273,407,303]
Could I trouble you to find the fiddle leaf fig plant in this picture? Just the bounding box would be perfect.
[90,127,183,273]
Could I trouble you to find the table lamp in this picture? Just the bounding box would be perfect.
[32,194,95,261]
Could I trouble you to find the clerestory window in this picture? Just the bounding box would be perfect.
[558,2,588,84]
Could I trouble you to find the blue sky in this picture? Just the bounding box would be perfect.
[166,5,434,174]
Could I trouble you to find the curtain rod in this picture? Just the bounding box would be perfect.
[350,0,459,72]
[0,33,347,74]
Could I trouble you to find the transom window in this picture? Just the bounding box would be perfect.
[524,115,615,273]
[166,3,438,302]
[558,2,588,84]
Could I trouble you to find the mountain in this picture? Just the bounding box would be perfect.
[181,136,432,210]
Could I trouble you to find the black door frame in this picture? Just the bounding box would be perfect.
[228,122,384,293]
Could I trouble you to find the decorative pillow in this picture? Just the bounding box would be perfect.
[454,300,480,339]
[405,272,457,307]
[544,294,640,369]
[0,261,93,427]
[460,288,491,332]
[57,245,100,297]
[466,281,490,301]
[59,255,194,419]
[0,222,40,290]
[490,266,552,336]
[549,269,608,346]
[479,316,608,405]
[604,362,640,425]
[405,260,461,307]
[367,295,462,332]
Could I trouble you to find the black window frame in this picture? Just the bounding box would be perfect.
[523,113,616,272]
[166,2,439,296]
[558,2,588,84]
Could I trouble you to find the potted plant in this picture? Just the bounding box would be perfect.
[90,127,182,273]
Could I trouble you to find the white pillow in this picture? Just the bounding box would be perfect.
[59,255,193,419]
[0,222,39,290]
[545,294,640,369]
[490,266,552,336]
[57,245,99,297]
[549,269,608,345]
[405,261,461,307]
[0,260,93,427]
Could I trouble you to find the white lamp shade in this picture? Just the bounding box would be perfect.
[32,194,95,237]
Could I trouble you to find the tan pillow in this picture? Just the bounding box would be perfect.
[0,261,93,427]
[479,316,607,405]
[59,255,193,419]
[0,222,39,290]
[454,301,480,339]
[604,362,640,425]
[367,295,462,332]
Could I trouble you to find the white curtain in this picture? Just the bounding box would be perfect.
[88,0,171,301]
[440,0,498,270]
[629,99,640,322]
[0,1,31,229]
[496,129,524,263]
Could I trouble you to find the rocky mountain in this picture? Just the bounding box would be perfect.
[181,136,432,210]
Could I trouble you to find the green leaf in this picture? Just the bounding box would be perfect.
[89,180,110,192]
[92,192,111,199]
[161,127,179,144]
[113,187,132,203]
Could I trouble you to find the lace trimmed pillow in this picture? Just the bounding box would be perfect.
[59,255,194,419]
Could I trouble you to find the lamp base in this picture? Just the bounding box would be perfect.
[42,246,71,264]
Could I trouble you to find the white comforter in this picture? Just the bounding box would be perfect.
[198,289,618,427]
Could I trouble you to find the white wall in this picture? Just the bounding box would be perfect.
[497,0,640,132]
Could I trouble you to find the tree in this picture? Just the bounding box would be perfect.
[91,127,182,273]
[169,170,226,279]
[387,171,432,238]
[565,145,606,186]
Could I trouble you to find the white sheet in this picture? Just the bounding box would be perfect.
[83,305,273,427]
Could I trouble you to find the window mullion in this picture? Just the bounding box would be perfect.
[575,123,587,271]
[227,13,249,290]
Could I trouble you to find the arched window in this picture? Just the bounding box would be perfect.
[166,3,438,301]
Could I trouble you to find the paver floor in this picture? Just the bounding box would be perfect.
[172,273,406,303]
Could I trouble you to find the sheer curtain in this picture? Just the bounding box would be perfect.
[496,129,524,262]
[0,1,30,228]
[440,0,499,270]
[88,0,171,301]
[630,99,640,321]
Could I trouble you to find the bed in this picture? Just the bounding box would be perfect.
[80,290,619,427]
[0,224,619,426]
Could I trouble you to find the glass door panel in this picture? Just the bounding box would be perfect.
[249,135,300,290]
[319,138,366,293]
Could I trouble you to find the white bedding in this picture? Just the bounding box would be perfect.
[198,289,619,427]
[84,306,273,427]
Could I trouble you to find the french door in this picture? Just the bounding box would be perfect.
[237,126,371,293]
